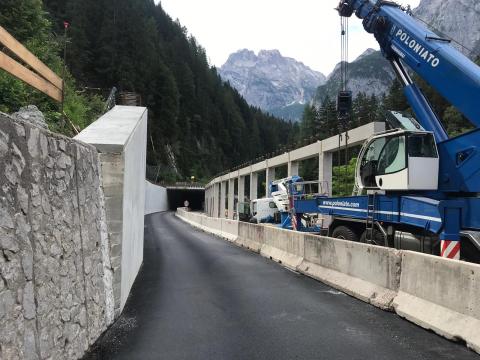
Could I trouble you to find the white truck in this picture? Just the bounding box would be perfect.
[238,198,278,223]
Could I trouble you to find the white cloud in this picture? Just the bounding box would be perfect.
[157,0,422,75]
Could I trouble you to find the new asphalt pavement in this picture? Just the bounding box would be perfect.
[84,212,478,360]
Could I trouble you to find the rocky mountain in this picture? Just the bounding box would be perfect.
[414,0,480,56]
[314,49,395,105]
[219,49,326,121]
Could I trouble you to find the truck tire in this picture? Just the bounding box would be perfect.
[360,229,387,246]
[332,226,359,242]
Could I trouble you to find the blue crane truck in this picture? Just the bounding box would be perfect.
[289,0,480,263]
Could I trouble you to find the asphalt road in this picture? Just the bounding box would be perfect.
[84,212,478,360]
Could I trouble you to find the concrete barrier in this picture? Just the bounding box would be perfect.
[176,209,239,241]
[298,235,401,310]
[235,222,264,252]
[393,252,480,353]
[261,227,304,270]
[221,219,239,241]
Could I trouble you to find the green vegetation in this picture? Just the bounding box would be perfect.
[332,158,356,197]
[0,0,295,183]
[41,0,296,183]
[0,0,104,135]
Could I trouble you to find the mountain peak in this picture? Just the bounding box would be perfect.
[355,48,376,61]
[258,49,282,59]
[220,49,326,121]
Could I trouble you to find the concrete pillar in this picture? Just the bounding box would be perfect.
[205,187,208,214]
[208,187,211,213]
[209,187,212,215]
[212,186,215,216]
[319,152,333,196]
[213,183,220,218]
[266,167,276,197]
[250,172,258,201]
[288,161,299,177]
[228,178,235,219]
[220,181,227,218]
[238,176,245,204]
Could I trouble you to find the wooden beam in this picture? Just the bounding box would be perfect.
[0,25,63,90]
[0,51,63,102]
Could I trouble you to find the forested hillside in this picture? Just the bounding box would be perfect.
[41,0,296,182]
[0,0,296,183]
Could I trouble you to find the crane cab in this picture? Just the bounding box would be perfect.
[356,129,439,191]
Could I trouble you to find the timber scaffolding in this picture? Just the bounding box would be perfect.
[118,91,142,106]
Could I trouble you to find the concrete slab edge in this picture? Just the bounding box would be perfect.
[260,245,304,271]
[393,291,480,354]
[234,237,263,253]
[297,261,396,310]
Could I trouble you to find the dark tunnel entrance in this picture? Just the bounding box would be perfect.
[167,189,204,211]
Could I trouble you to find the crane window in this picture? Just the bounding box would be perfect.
[377,136,406,175]
[408,134,438,158]
[359,137,386,188]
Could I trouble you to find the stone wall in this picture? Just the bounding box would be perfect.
[0,113,114,360]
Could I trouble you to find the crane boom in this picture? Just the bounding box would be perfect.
[337,0,480,135]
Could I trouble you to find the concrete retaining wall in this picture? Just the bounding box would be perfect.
[176,209,480,354]
[145,181,168,215]
[76,106,147,316]
[0,113,114,359]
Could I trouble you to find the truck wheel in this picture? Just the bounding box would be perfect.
[460,238,480,264]
[332,226,359,242]
[360,229,387,246]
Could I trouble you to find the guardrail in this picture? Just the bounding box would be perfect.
[160,182,205,189]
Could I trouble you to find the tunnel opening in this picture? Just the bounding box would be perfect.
[167,189,204,211]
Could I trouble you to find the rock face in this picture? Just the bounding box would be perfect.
[0,112,114,359]
[11,105,49,130]
[314,49,395,105]
[414,0,480,55]
[220,49,326,121]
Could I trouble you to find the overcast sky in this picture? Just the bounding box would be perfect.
[157,0,421,75]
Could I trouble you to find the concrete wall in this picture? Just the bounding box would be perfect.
[176,210,480,354]
[75,106,147,315]
[0,113,114,359]
[145,181,168,215]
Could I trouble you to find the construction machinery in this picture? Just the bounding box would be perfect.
[288,0,480,263]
